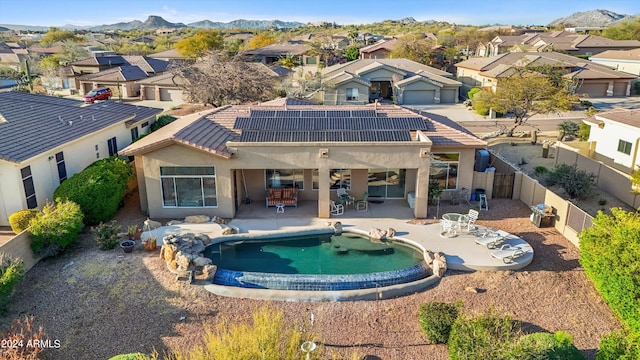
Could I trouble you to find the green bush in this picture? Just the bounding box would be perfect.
[428,180,443,205]
[534,166,548,176]
[8,209,39,234]
[150,114,176,132]
[467,87,481,101]
[29,200,84,258]
[53,157,133,225]
[0,253,25,312]
[418,302,459,343]
[580,209,640,337]
[509,331,584,359]
[448,310,521,360]
[108,354,149,360]
[597,330,640,360]
[578,122,591,141]
[472,90,492,116]
[93,221,122,250]
[544,164,595,199]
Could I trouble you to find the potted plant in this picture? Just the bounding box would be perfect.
[143,237,157,252]
[126,225,139,240]
[120,240,135,253]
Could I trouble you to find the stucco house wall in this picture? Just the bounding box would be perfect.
[587,120,640,172]
[323,81,370,105]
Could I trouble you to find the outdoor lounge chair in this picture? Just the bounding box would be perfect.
[330,200,344,216]
[490,244,525,263]
[475,232,506,249]
[336,188,353,207]
[355,192,369,212]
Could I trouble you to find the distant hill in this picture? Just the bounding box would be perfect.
[188,19,304,29]
[1,15,303,32]
[549,9,636,27]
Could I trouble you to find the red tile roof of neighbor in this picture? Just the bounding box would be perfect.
[120,102,486,158]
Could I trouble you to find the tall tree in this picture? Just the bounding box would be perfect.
[601,17,640,40]
[247,32,277,50]
[389,34,436,64]
[169,50,277,107]
[479,66,578,136]
[175,29,224,59]
[40,28,78,46]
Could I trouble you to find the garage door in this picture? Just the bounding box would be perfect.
[403,90,435,105]
[577,83,608,97]
[158,88,182,102]
[144,87,155,100]
[613,82,628,96]
[440,89,457,103]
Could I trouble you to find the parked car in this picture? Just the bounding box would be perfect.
[83,87,112,103]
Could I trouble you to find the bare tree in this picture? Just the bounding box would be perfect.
[169,51,278,107]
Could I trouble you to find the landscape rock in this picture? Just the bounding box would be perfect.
[166,220,183,226]
[193,256,213,267]
[431,252,447,277]
[144,218,162,230]
[184,215,210,224]
[194,234,211,245]
[465,286,479,293]
[175,252,191,270]
[202,265,217,280]
[161,244,178,262]
[386,228,396,238]
[369,228,387,240]
[221,226,238,235]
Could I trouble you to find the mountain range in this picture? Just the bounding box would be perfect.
[0,15,305,32]
[0,10,637,32]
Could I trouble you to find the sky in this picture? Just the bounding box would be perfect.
[0,0,638,27]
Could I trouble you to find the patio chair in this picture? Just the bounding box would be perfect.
[355,192,369,212]
[440,219,456,236]
[330,200,344,216]
[336,188,352,207]
[474,232,506,249]
[466,209,479,231]
[490,244,525,263]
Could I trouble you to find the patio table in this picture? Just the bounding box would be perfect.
[442,213,469,233]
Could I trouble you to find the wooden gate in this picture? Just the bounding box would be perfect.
[492,173,514,199]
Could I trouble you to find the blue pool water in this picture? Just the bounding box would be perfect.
[204,231,430,291]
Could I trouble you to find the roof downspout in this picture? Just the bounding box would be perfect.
[631,137,640,174]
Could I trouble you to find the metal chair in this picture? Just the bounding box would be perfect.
[466,209,479,231]
[336,188,353,207]
[330,200,344,216]
[355,192,369,212]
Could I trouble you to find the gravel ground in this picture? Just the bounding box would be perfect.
[0,191,622,360]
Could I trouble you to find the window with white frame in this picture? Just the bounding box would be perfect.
[330,169,351,190]
[618,140,632,155]
[265,169,304,189]
[346,88,358,101]
[430,153,459,190]
[160,167,217,207]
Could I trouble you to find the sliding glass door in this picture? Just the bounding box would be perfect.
[367,168,406,198]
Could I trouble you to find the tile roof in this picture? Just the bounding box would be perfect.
[122,56,169,74]
[148,48,186,60]
[455,52,636,80]
[241,42,312,57]
[77,65,149,82]
[359,38,398,53]
[590,48,640,61]
[136,72,185,86]
[259,97,316,106]
[72,56,126,66]
[324,58,452,79]
[121,103,486,157]
[0,92,160,163]
[595,109,640,128]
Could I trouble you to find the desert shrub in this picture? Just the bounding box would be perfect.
[448,309,521,360]
[108,354,150,360]
[508,331,584,359]
[534,166,548,176]
[150,114,176,132]
[29,200,84,257]
[578,122,591,141]
[467,87,481,100]
[580,209,640,337]
[0,315,47,360]
[544,164,595,199]
[53,157,132,225]
[557,121,580,141]
[152,306,320,360]
[8,209,39,234]
[0,253,25,312]
[418,302,459,344]
[597,330,640,360]
[93,221,122,250]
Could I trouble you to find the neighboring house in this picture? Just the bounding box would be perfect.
[0,42,27,71]
[241,42,319,74]
[455,52,636,98]
[0,92,161,226]
[148,48,189,62]
[359,38,398,59]
[478,31,640,57]
[70,56,169,97]
[321,58,462,105]
[120,101,486,220]
[589,49,640,77]
[583,109,640,173]
[137,72,186,102]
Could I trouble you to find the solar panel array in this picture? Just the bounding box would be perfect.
[234,109,430,143]
[240,130,412,142]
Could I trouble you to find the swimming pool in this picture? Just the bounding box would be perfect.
[204,230,431,291]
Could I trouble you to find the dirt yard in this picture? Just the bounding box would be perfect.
[0,190,622,360]
[487,134,635,217]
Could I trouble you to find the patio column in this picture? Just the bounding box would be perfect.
[414,166,429,219]
[318,166,331,218]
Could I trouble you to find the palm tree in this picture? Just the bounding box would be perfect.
[278,54,300,69]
